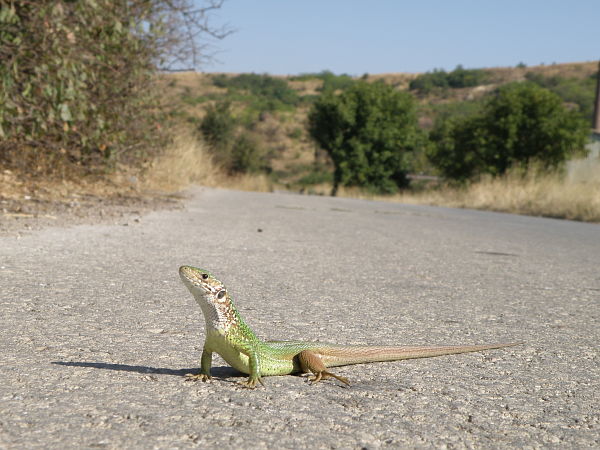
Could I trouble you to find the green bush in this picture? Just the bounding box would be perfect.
[229,133,266,174]
[447,65,488,88]
[429,82,589,181]
[308,81,425,194]
[199,101,267,174]
[422,99,485,123]
[297,168,334,186]
[211,73,298,110]
[525,72,596,121]
[0,1,168,171]
[199,101,237,151]
[291,70,356,93]
[409,69,449,93]
[317,71,356,93]
[409,65,489,94]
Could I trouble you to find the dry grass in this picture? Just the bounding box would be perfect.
[141,132,220,191]
[141,131,272,193]
[337,159,600,223]
[142,131,599,223]
[0,161,144,203]
[486,61,598,83]
[153,63,600,222]
[410,172,599,223]
[253,155,600,223]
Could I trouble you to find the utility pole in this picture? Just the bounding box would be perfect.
[593,60,600,132]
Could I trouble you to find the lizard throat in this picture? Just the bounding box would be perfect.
[193,292,239,332]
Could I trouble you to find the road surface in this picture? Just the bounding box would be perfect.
[1,187,598,448]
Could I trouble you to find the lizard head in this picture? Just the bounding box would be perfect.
[179,265,225,296]
[179,265,238,330]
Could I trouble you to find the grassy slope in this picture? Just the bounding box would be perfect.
[152,61,600,222]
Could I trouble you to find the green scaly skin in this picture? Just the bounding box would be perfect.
[179,265,522,388]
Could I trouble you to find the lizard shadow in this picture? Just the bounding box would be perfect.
[51,361,242,381]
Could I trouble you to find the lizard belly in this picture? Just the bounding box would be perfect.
[208,333,251,374]
[206,332,298,376]
[257,353,297,376]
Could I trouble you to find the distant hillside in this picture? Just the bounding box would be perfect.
[161,61,598,189]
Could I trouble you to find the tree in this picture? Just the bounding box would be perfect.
[429,82,589,181]
[308,82,425,194]
[0,1,230,173]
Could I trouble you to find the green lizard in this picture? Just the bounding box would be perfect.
[179,265,521,388]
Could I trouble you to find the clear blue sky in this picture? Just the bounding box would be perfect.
[200,0,599,75]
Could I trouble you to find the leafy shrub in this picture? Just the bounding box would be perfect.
[422,99,485,124]
[199,101,267,174]
[429,82,589,181]
[0,1,165,171]
[297,168,333,186]
[229,133,267,174]
[317,71,356,93]
[308,81,425,194]
[409,69,449,93]
[291,70,356,93]
[525,72,596,121]
[409,65,489,94]
[199,101,237,151]
[446,65,488,88]
[0,1,227,174]
[211,73,299,110]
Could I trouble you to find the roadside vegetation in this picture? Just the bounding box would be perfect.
[0,2,597,223]
[362,161,600,223]
[160,62,598,222]
[308,81,426,194]
[428,82,588,181]
[0,0,229,196]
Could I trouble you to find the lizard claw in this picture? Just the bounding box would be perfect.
[308,370,350,386]
[240,376,265,389]
[184,372,211,382]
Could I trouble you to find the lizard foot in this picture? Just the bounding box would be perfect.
[240,376,265,389]
[309,370,350,386]
[184,372,211,382]
[297,350,350,386]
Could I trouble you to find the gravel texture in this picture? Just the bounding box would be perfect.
[1,186,599,448]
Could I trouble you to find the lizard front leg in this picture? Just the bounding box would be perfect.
[185,346,213,382]
[241,350,264,388]
[297,350,350,386]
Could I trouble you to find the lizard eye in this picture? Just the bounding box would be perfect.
[216,290,226,300]
[202,273,209,280]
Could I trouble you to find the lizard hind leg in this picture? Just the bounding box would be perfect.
[297,350,350,386]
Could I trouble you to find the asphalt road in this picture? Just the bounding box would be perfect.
[1,187,599,448]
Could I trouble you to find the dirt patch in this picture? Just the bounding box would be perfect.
[0,169,184,237]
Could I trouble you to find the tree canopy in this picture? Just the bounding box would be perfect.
[429,82,589,181]
[308,82,425,194]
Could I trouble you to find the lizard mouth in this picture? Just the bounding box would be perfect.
[179,266,220,294]
[179,266,204,287]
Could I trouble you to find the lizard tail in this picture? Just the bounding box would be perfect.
[319,342,523,368]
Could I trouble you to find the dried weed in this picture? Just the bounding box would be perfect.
[142,131,272,193]
[366,159,600,223]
